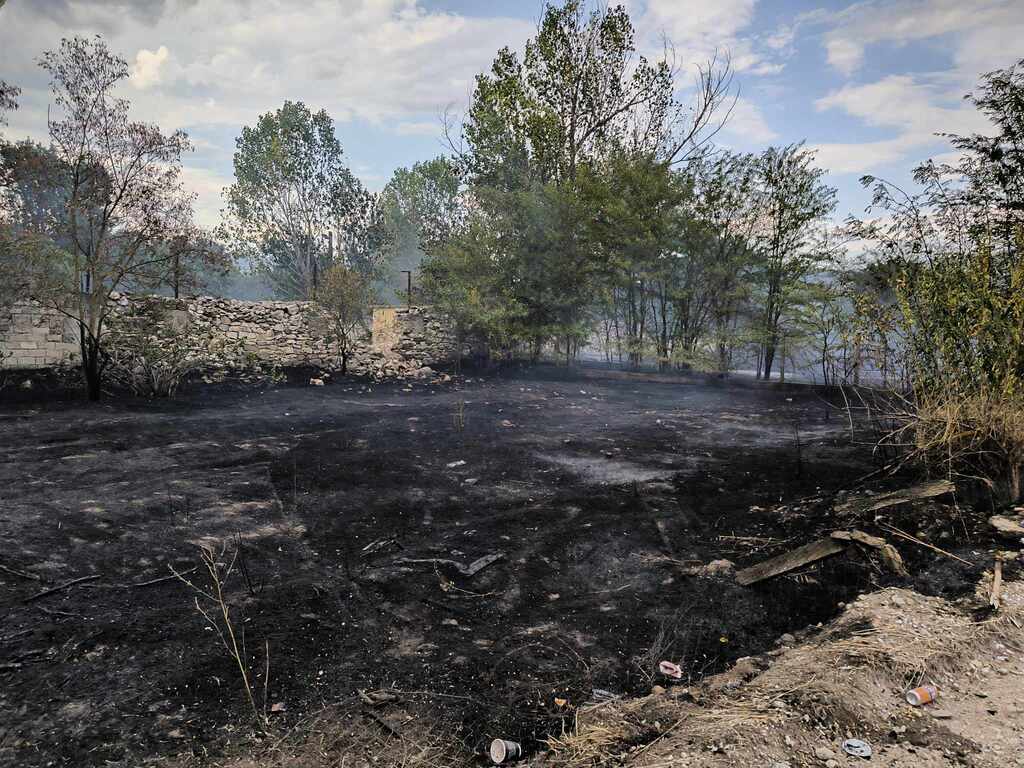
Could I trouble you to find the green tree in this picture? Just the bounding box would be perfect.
[849,58,1024,498]
[378,157,462,303]
[751,144,838,380]
[430,1,733,360]
[314,264,374,375]
[22,36,200,400]
[0,78,22,315]
[222,101,363,299]
[581,151,689,368]
[688,151,759,372]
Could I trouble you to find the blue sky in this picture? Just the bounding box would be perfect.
[1,0,1021,229]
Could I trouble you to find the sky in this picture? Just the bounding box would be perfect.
[0,0,1022,230]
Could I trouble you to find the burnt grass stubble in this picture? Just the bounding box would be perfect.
[0,363,1004,765]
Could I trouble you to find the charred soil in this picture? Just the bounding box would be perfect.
[0,365,1009,766]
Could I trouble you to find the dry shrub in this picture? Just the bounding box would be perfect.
[882,389,1024,503]
[106,299,244,397]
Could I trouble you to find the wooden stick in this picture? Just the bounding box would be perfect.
[835,479,954,514]
[831,530,908,576]
[130,567,197,588]
[23,574,101,604]
[878,523,973,567]
[990,556,1003,611]
[0,563,41,581]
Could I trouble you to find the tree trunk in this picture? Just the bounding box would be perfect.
[79,323,103,401]
[763,342,776,381]
[82,347,102,401]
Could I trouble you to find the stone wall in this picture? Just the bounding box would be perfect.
[369,305,458,378]
[0,295,455,378]
[0,303,80,369]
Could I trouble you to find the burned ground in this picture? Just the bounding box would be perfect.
[0,367,1001,766]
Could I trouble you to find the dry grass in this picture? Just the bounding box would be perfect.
[877,389,1024,503]
[208,695,473,768]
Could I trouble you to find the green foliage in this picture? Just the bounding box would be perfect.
[314,264,375,374]
[377,157,462,304]
[463,1,677,188]
[750,143,838,379]
[222,101,363,299]
[23,36,199,400]
[852,58,1024,496]
[105,300,244,398]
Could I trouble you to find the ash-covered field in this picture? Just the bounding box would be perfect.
[0,366,906,765]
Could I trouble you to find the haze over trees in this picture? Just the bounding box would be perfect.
[221,101,368,300]
[0,0,1021,472]
[3,37,214,400]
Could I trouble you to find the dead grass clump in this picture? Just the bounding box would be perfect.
[212,696,473,768]
[883,390,1024,503]
[544,696,677,766]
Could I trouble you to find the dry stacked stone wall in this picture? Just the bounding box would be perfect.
[1,295,454,379]
[369,306,459,379]
[0,303,79,369]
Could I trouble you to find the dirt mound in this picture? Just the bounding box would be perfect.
[544,583,1024,767]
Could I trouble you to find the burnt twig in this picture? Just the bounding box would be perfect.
[23,574,101,604]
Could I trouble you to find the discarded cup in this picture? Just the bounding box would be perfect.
[489,739,523,764]
[905,685,938,706]
[842,738,872,758]
[658,660,683,680]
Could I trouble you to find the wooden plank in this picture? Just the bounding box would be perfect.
[831,530,908,576]
[834,479,954,514]
[735,538,847,586]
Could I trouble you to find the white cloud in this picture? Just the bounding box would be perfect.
[722,97,777,144]
[178,165,230,230]
[824,38,863,76]
[811,74,992,173]
[811,0,1023,78]
[809,136,919,175]
[634,0,787,77]
[130,45,169,89]
[393,121,441,137]
[804,0,1024,174]
[0,0,534,223]
[0,1,534,132]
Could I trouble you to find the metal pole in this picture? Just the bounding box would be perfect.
[401,270,412,309]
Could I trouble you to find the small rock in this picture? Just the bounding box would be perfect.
[778,633,796,646]
[814,746,838,761]
[990,515,1024,537]
[651,685,666,695]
